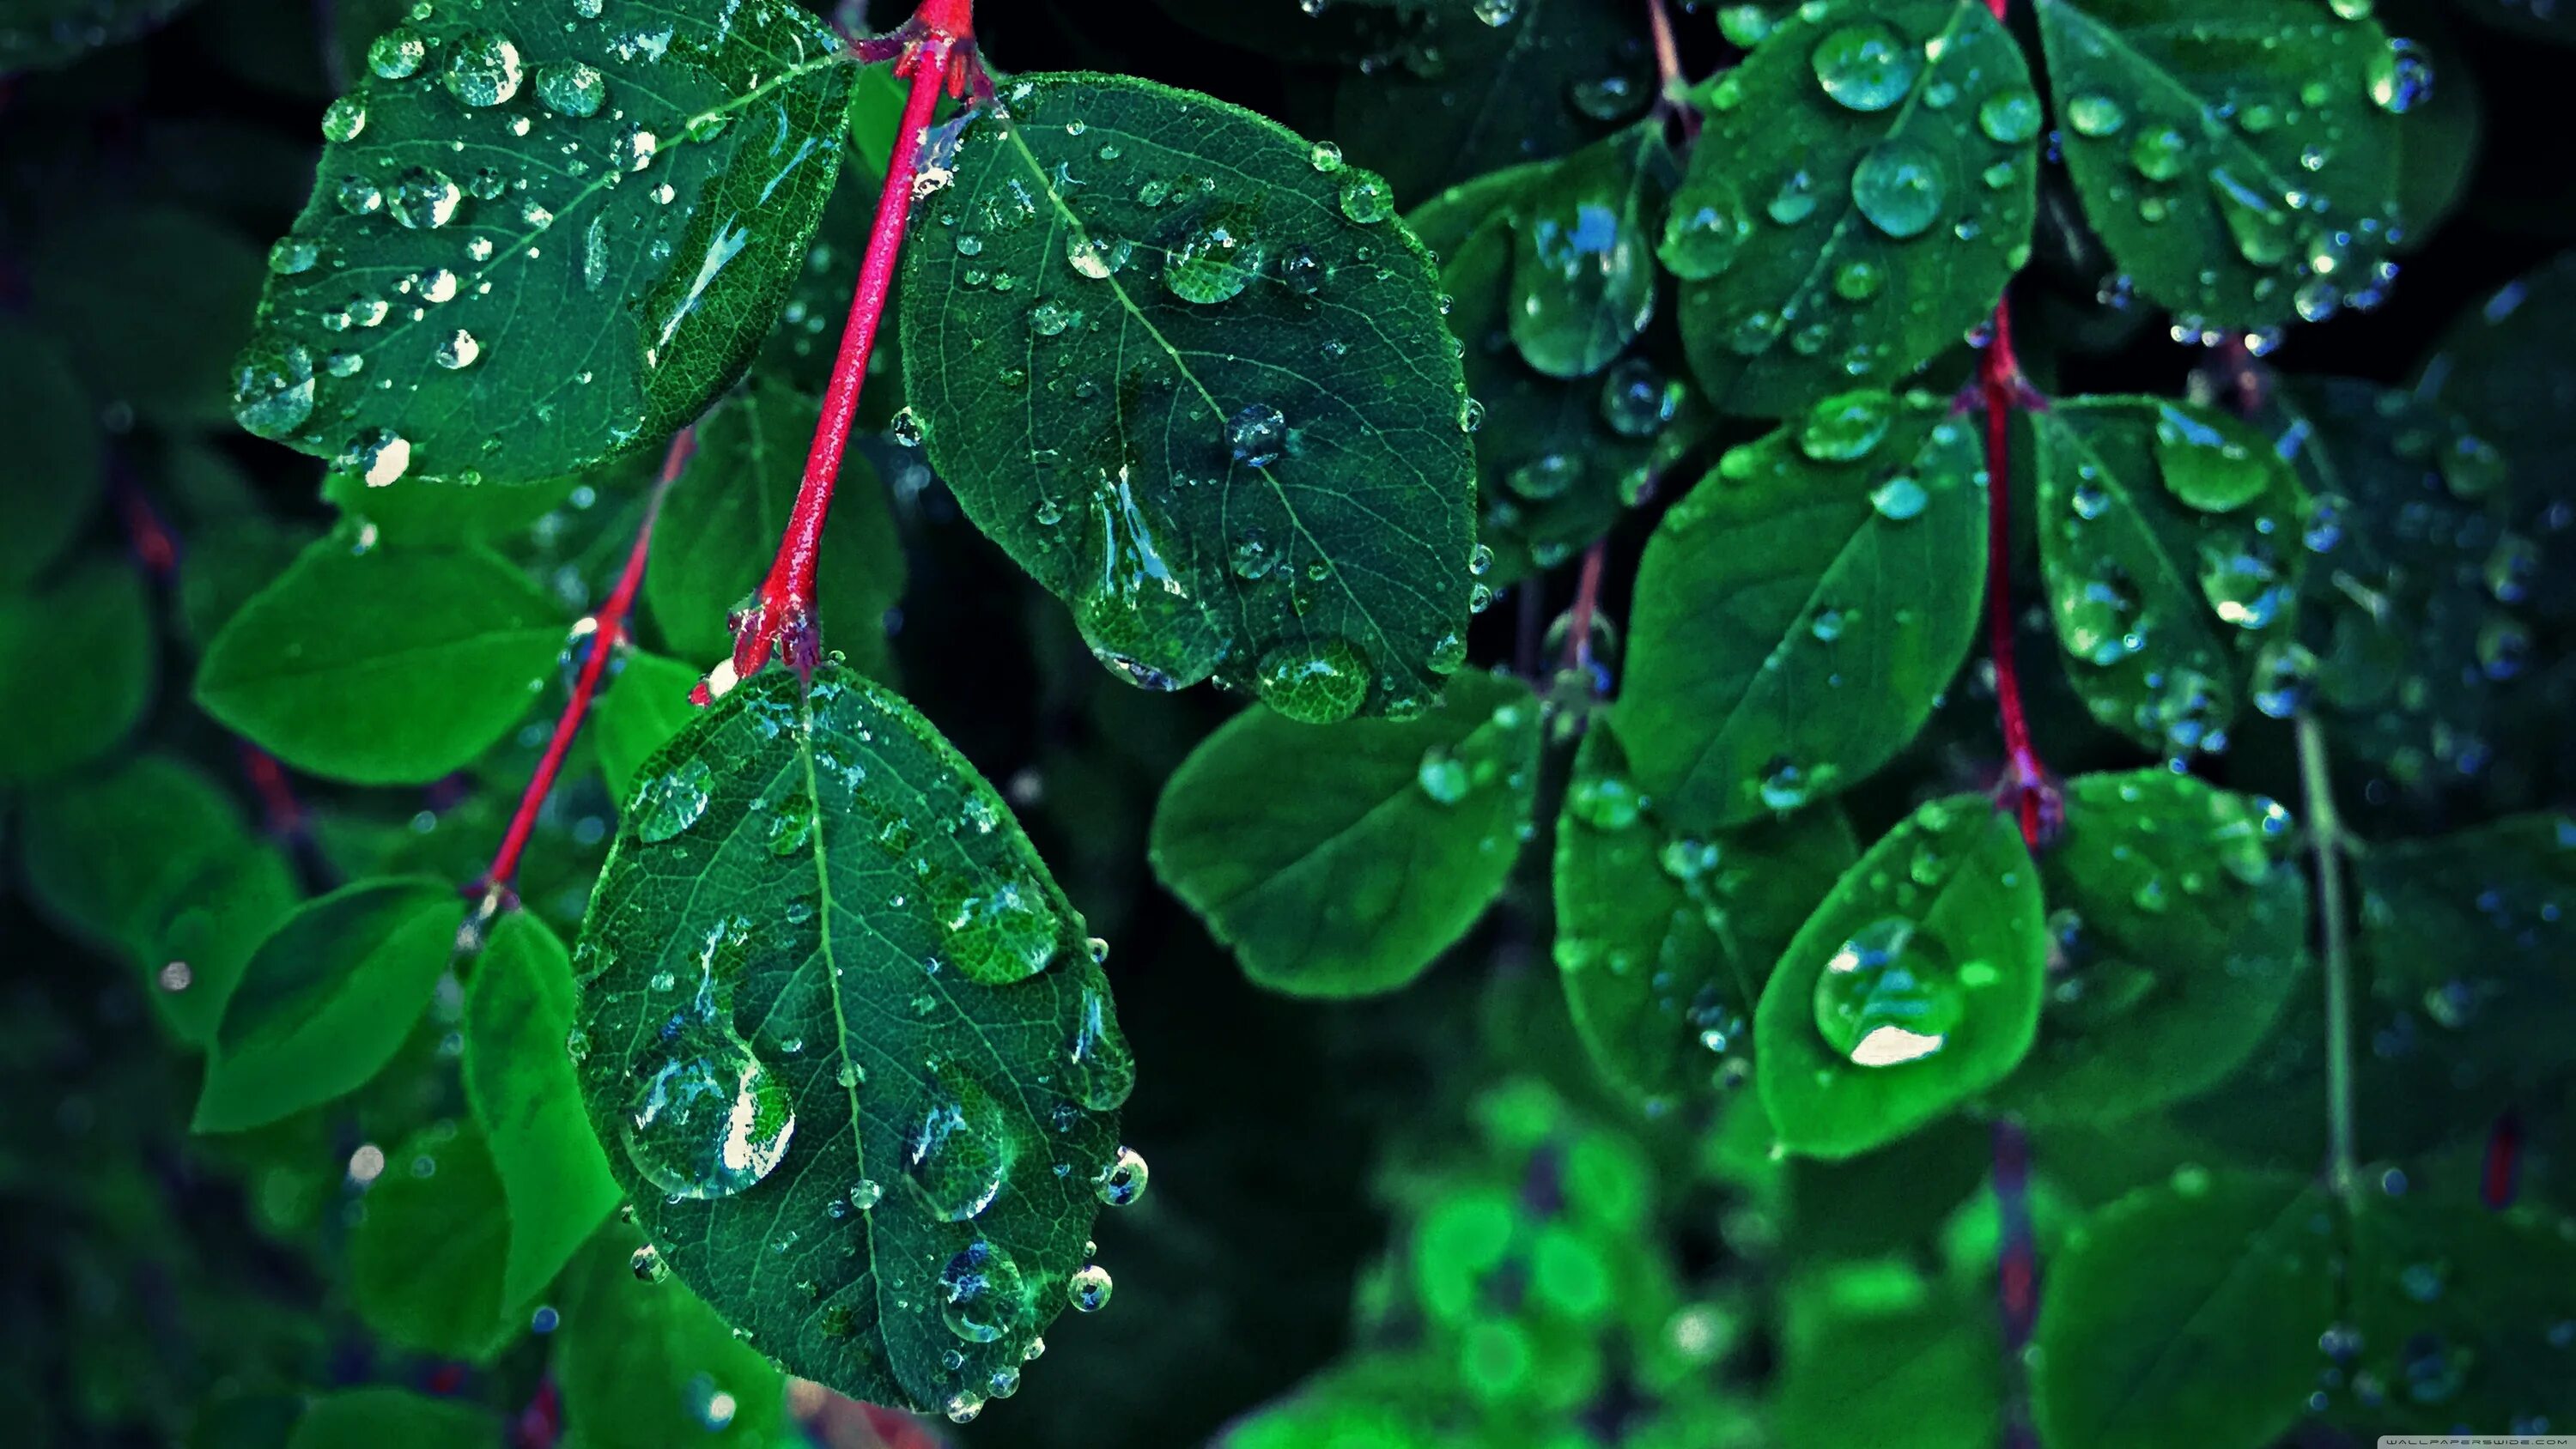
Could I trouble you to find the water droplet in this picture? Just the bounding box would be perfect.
[908,1064,1012,1222]
[2367,37,2433,113]
[1255,639,1370,723]
[1095,1144,1149,1205]
[1417,744,1472,804]
[2129,125,2188,182]
[231,336,315,440]
[1228,403,1288,467]
[444,30,525,108]
[1309,140,1344,172]
[339,427,411,487]
[631,1244,668,1281]
[1798,390,1893,462]
[622,959,798,1203]
[368,27,426,79]
[434,328,482,369]
[1978,88,2042,144]
[1339,173,1394,224]
[1850,139,1946,239]
[2064,93,2126,137]
[1506,452,1583,500]
[2153,404,2269,512]
[2208,168,2292,267]
[1163,212,1266,304]
[1812,916,1959,1068]
[1661,195,1744,281]
[1066,1264,1113,1313]
[387,166,461,230]
[940,1239,1031,1343]
[1809,21,1919,112]
[849,1178,884,1210]
[1766,169,1819,225]
[1074,467,1227,692]
[321,94,366,142]
[537,59,607,118]
[934,867,1071,984]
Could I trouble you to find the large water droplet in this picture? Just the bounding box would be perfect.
[387,166,461,230]
[444,30,525,108]
[1228,403,1287,467]
[908,1065,1012,1222]
[622,949,798,1201]
[537,59,607,118]
[635,758,714,842]
[934,866,1071,985]
[1850,139,1946,239]
[1095,1144,1149,1206]
[1072,467,1227,692]
[1255,639,1370,723]
[1978,88,2042,143]
[321,94,367,143]
[1811,916,1960,1068]
[1798,390,1893,462]
[1809,20,1919,112]
[2153,405,2269,512]
[2367,37,2433,113]
[368,26,426,79]
[231,336,315,440]
[940,1240,1031,1344]
[1066,1264,1113,1313]
[2063,92,2126,137]
[1163,211,1266,304]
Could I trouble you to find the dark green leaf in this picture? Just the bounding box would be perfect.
[2357,814,2576,1093]
[1151,670,1540,997]
[321,464,584,546]
[282,1388,497,1449]
[1674,0,2035,416]
[645,375,903,672]
[16,753,255,960]
[2389,8,2482,253]
[555,1227,787,1446]
[2032,395,2306,758]
[1432,186,1711,581]
[2333,1191,2576,1434]
[1507,124,1668,379]
[1330,0,1650,202]
[0,319,100,591]
[146,849,301,1047]
[467,911,618,1307]
[1554,725,1856,1109]
[574,664,1132,1415]
[175,514,325,650]
[349,1120,526,1360]
[2033,0,2409,330]
[899,72,1476,718]
[232,0,854,484]
[1990,770,2308,1124]
[593,652,704,804]
[1754,795,2045,1159]
[194,877,462,1133]
[197,536,568,784]
[1616,391,1985,831]
[0,0,194,72]
[0,556,156,786]
[2265,378,2526,793]
[33,204,261,428]
[2031,1169,2333,1449]
[2416,250,2576,482]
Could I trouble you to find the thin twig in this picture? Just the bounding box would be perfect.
[2296,710,2360,1205]
[1977,296,2057,846]
[1644,0,1699,140]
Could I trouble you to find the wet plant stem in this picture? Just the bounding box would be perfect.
[1978,294,2055,848]
[475,427,693,913]
[2297,708,2361,1206]
[733,0,979,682]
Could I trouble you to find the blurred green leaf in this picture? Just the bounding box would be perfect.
[466,910,618,1307]
[0,320,100,591]
[282,1388,497,1449]
[555,1227,788,1447]
[349,1120,528,1361]
[0,556,156,786]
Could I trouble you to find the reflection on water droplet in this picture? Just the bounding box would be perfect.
[1073,467,1227,692]
[1850,139,1947,239]
[368,27,425,79]
[1095,1144,1149,1206]
[2368,37,2433,113]
[622,937,798,1202]
[1066,1263,1113,1313]
[941,1239,1031,1343]
[2064,93,2125,137]
[1812,916,1960,1068]
[1255,639,1370,723]
[908,1064,1012,1222]
[635,759,714,842]
[445,30,525,108]
[538,59,607,118]
[1810,21,1919,112]
[1798,390,1893,462]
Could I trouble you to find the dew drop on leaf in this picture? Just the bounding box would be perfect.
[1978,88,2042,144]
[1066,1263,1113,1313]
[444,30,526,108]
[1810,916,1962,1068]
[1798,390,1893,462]
[1809,21,1919,112]
[1072,468,1227,692]
[621,971,799,1203]
[1255,639,1370,723]
[537,60,607,118]
[907,1065,1012,1222]
[635,759,714,843]
[368,27,425,80]
[1850,139,1947,239]
[939,1239,1031,1343]
[1094,1144,1148,1206]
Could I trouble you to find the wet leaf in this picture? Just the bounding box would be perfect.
[466,911,618,1307]
[574,664,1130,1415]
[1617,391,1985,832]
[645,375,903,674]
[1554,725,1856,1109]
[1753,796,2045,1159]
[0,556,156,786]
[2034,0,2409,330]
[2334,1191,2576,1435]
[1507,124,1669,379]
[233,0,853,484]
[2032,1169,2333,1449]
[899,72,1475,718]
[2032,396,2306,759]
[194,876,463,1133]
[1674,0,2036,416]
[197,536,568,785]
[592,651,704,804]
[1151,671,1541,998]
[1990,770,2308,1125]
[0,320,100,591]
[349,1121,526,1360]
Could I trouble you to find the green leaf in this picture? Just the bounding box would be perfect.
[2032,1169,2333,1449]
[0,319,100,591]
[0,556,156,786]
[899,72,1476,718]
[2357,814,2576,1092]
[349,1120,527,1360]
[175,515,325,650]
[2032,395,2306,758]
[593,652,704,804]
[1776,1281,2002,1447]
[32,204,262,429]
[555,1228,787,1446]
[644,375,904,672]
[1674,0,2035,416]
[1330,0,1651,201]
[1990,770,2308,1125]
[146,848,301,1047]
[467,911,618,1307]
[1151,670,1540,998]
[232,0,854,485]
[2416,251,2576,483]
[282,1388,497,1449]
[195,877,462,1133]
[16,754,255,961]
[1616,391,1985,831]
[1553,725,1856,1109]
[1753,795,2045,1159]
[2033,0,2409,330]
[2334,1192,2576,1434]
[1507,124,1668,379]
[2388,11,2481,254]
[1431,188,1710,582]
[2264,378,2524,792]
[321,464,585,546]
[574,664,1133,1415]
[197,536,568,784]
[0,0,194,73]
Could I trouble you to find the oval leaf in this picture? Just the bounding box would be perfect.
[574,664,1133,1415]
[1674,0,2036,416]
[1754,795,2046,1159]
[232,0,853,484]
[900,72,1476,718]
[1617,391,1985,831]
[1151,670,1541,998]
[466,911,619,1307]
[350,1121,527,1360]
[197,537,568,784]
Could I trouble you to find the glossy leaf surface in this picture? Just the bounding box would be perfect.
[1151,670,1540,997]
[900,72,1475,718]
[575,664,1131,1414]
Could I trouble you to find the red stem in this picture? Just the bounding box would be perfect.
[1645,0,1698,140]
[475,427,694,906]
[733,3,978,682]
[1978,296,2055,848]
[1561,539,1606,676]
